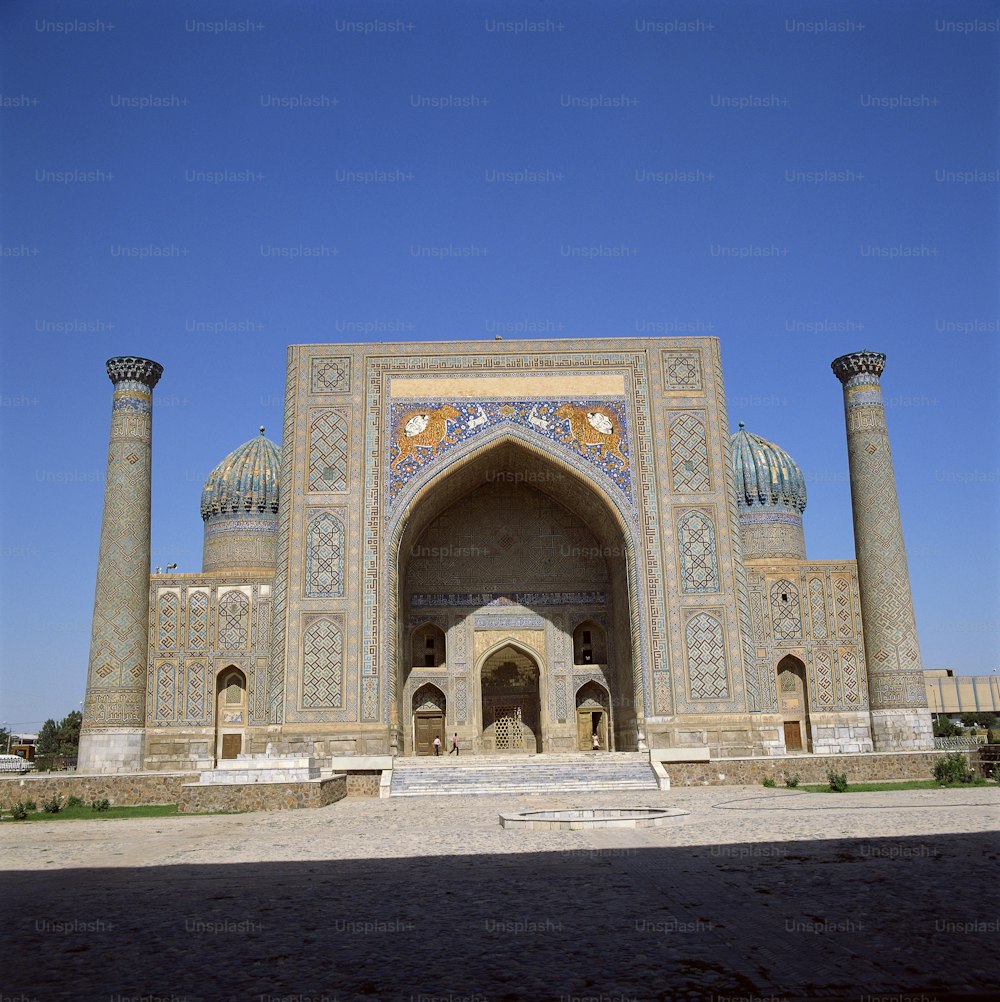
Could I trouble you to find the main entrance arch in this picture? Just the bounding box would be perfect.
[391,435,644,755]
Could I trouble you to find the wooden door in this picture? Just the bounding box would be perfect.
[415,712,445,755]
[221,733,242,759]
[577,710,592,751]
[783,720,802,751]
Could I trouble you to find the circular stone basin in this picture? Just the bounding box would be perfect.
[499,807,688,830]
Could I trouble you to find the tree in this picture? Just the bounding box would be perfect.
[36,711,83,759]
[36,718,60,756]
[933,716,960,738]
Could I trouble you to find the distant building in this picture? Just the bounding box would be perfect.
[75,341,937,772]
[924,669,1000,717]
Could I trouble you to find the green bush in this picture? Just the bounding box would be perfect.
[827,770,849,792]
[23,799,37,812]
[762,777,776,788]
[66,796,85,808]
[9,802,29,820]
[91,798,111,812]
[784,774,800,788]
[42,795,63,814]
[933,752,973,785]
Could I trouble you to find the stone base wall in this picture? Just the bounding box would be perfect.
[77,729,146,772]
[247,728,392,758]
[144,727,215,772]
[748,715,786,756]
[0,772,195,810]
[810,711,875,754]
[345,771,381,796]
[646,714,759,758]
[664,749,975,786]
[870,707,935,751]
[178,775,346,813]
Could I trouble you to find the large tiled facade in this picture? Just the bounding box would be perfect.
[77,338,935,772]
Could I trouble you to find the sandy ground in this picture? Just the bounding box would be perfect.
[1,785,998,1002]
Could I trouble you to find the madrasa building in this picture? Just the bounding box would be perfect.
[77,338,935,773]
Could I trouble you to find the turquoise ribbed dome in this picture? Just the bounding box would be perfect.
[731,424,807,513]
[200,427,281,521]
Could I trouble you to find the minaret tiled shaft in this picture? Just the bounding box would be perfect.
[831,351,933,750]
[78,357,163,772]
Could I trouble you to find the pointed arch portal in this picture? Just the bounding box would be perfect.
[389,435,645,754]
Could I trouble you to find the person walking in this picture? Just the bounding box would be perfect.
[592,732,600,751]
[449,732,460,755]
[433,735,441,756]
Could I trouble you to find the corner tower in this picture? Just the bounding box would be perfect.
[78,356,163,772]
[832,350,933,750]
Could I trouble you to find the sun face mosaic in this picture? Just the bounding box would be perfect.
[387,399,633,505]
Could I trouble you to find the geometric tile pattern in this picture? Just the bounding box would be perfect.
[308,409,349,493]
[217,590,250,650]
[157,593,179,651]
[187,591,208,650]
[769,580,802,641]
[685,612,729,699]
[362,676,380,721]
[834,578,854,638]
[267,364,299,725]
[185,662,208,722]
[310,356,351,394]
[305,511,345,597]
[808,577,829,640]
[661,349,703,392]
[301,618,343,709]
[155,662,177,721]
[668,413,711,493]
[455,677,468,723]
[812,649,836,707]
[677,510,720,593]
[841,651,861,705]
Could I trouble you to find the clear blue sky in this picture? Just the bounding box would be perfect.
[1,0,998,732]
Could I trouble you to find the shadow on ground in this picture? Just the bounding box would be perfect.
[3,830,998,1002]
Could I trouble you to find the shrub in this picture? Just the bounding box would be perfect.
[762,777,776,788]
[42,795,63,814]
[23,799,37,812]
[784,774,800,788]
[827,770,849,793]
[91,799,111,812]
[66,796,85,808]
[9,802,29,820]
[933,752,973,785]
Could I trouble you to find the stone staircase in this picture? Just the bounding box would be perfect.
[389,751,658,797]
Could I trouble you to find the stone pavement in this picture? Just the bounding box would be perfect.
[1,785,998,1002]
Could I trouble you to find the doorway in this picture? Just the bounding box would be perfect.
[480,645,541,753]
[575,680,611,751]
[412,683,447,755]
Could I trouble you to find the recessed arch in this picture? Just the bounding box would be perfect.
[386,432,650,753]
[776,654,811,753]
[215,665,247,762]
[479,642,542,754]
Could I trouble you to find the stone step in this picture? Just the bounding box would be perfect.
[388,756,658,797]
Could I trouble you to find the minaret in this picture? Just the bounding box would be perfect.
[831,350,933,750]
[78,357,163,772]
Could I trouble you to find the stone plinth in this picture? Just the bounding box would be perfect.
[179,775,346,813]
[198,754,320,784]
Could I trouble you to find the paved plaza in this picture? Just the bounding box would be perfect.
[2,785,998,1002]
